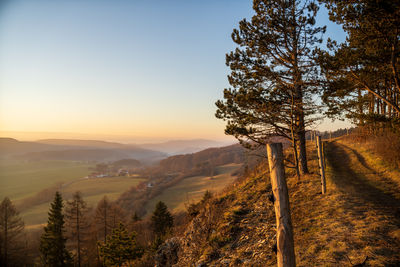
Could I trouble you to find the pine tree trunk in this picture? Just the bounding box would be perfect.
[295,96,309,174]
[297,127,308,174]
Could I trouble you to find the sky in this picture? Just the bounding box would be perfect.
[0,0,351,143]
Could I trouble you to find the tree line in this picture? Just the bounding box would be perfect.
[0,193,174,266]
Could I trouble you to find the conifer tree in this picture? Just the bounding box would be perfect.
[40,192,71,266]
[318,0,400,125]
[216,0,326,174]
[65,192,89,267]
[0,197,24,267]
[151,201,173,246]
[98,223,143,266]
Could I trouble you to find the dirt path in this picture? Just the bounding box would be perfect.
[323,140,400,266]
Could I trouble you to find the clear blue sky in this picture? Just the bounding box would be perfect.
[0,0,350,143]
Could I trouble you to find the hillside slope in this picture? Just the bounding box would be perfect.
[140,139,232,155]
[156,139,400,266]
[117,144,246,215]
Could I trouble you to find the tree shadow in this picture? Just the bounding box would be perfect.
[325,142,400,221]
[339,143,376,173]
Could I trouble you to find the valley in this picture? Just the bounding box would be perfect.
[0,137,245,228]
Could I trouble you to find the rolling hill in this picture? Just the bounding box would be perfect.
[140,139,234,155]
[0,138,166,163]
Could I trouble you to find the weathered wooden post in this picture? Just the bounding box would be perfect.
[316,136,326,194]
[267,143,296,267]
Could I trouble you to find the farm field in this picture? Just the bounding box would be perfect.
[0,159,93,201]
[144,163,241,214]
[0,159,147,227]
[22,176,146,227]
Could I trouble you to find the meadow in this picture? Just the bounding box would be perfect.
[144,163,241,214]
[23,176,146,227]
[0,159,146,227]
[0,159,93,201]
[1,159,239,227]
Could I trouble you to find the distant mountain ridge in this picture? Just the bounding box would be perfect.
[0,137,236,163]
[140,139,234,155]
[0,137,166,163]
[37,139,128,149]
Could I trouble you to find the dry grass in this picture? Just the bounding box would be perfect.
[155,138,400,266]
[290,139,400,266]
[144,163,241,214]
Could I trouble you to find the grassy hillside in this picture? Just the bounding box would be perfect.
[144,163,241,213]
[157,138,400,266]
[22,176,146,227]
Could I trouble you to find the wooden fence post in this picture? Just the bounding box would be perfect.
[267,143,296,267]
[316,136,327,194]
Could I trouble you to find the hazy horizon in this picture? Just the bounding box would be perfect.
[0,130,237,144]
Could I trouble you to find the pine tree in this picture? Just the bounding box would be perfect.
[65,192,89,267]
[0,197,24,267]
[98,223,143,266]
[318,0,400,126]
[216,0,326,175]
[40,192,71,267]
[151,201,173,244]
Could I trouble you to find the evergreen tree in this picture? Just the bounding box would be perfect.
[318,0,400,126]
[0,197,24,267]
[65,192,89,267]
[151,201,173,243]
[40,192,71,267]
[98,223,143,266]
[216,0,325,175]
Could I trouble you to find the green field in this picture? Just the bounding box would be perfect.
[0,159,93,201]
[23,176,146,227]
[0,159,146,227]
[144,163,241,214]
[1,159,239,227]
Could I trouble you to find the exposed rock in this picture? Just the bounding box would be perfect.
[154,237,181,267]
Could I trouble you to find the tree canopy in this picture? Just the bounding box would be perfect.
[151,201,173,247]
[98,223,143,266]
[318,0,400,129]
[216,0,325,174]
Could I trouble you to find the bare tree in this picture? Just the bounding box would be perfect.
[65,192,90,267]
[0,197,24,267]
